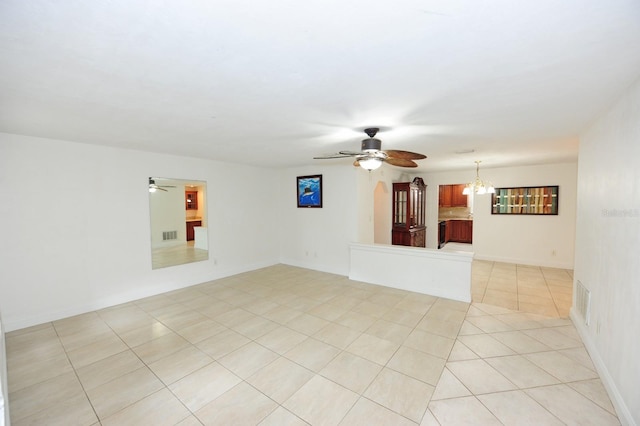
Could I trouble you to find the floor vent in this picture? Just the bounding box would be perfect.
[575,280,591,326]
[162,230,178,241]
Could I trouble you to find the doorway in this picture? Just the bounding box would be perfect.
[373,181,390,244]
[438,183,473,250]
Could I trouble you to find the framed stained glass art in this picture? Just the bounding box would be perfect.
[491,186,558,215]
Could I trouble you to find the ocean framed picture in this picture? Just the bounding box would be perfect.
[297,174,322,208]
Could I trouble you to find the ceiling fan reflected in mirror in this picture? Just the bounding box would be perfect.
[313,128,426,171]
[148,177,176,193]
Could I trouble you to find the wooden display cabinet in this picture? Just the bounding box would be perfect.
[392,177,427,247]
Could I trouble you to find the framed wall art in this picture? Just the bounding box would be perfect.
[297,174,322,208]
[491,186,558,215]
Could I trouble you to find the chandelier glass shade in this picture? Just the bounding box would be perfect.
[462,161,495,195]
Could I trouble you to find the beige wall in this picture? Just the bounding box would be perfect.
[421,163,578,268]
[573,76,640,425]
[0,132,281,331]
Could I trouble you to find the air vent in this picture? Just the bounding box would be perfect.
[162,231,178,241]
[575,280,591,326]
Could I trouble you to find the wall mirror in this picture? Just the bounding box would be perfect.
[148,177,208,269]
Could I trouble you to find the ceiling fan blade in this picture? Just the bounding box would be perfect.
[353,159,361,167]
[150,186,169,192]
[337,150,365,156]
[159,185,176,188]
[313,153,355,159]
[384,150,427,160]
[385,157,418,168]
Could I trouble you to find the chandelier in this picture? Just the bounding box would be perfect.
[462,161,495,195]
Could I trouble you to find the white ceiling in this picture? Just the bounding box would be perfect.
[1,0,639,172]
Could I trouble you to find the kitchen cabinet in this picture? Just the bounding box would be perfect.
[462,221,473,243]
[185,191,198,210]
[451,184,468,207]
[438,185,452,208]
[439,184,468,207]
[186,220,202,241]
[392,177,426,247]
[448,220,473,243]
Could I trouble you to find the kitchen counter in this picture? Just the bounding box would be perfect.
[438,217,473,221]
[194,227,208,250]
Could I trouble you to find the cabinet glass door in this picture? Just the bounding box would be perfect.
[394,189,407,226]
[408,187,414,226]
[416,188,424,227]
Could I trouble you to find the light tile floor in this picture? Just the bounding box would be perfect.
[6,263,617,425]
[441,243,572,318]
[152,241,208,269]
[471,260,573,318]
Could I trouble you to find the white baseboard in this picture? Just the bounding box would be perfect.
[279,257,347,276]
[570,308,636,426]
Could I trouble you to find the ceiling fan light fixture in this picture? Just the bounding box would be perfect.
[359,157,383,171]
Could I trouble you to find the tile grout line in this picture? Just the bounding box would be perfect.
[435,307,602,425]
[53,319,102,425]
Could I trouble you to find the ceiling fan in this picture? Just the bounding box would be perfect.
[148,177,176,192]
[313,128,426,170]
